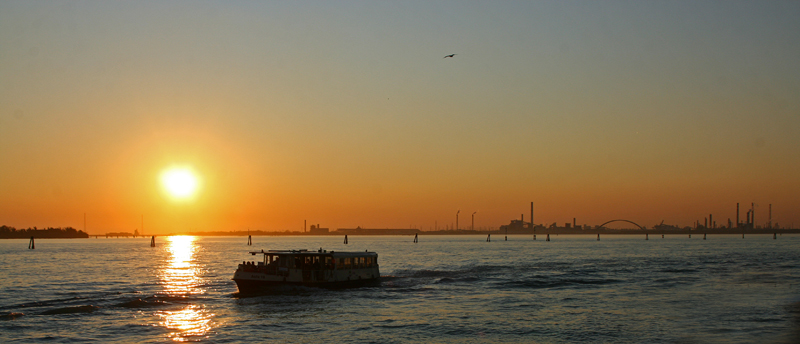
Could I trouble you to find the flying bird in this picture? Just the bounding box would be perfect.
[443,54,457,58]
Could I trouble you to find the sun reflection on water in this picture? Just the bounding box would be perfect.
[157,236,214,341]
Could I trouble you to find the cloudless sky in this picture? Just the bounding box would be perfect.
[1,1,799,234]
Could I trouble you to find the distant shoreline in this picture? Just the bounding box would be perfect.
[75,228,800,238]
[5,226,798,239]
[0,226,89,239]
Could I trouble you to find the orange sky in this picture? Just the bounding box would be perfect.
[1,2,799,234]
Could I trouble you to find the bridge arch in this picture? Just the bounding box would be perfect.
[597,219,645,230]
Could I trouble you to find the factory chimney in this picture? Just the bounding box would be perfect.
[530,202,534,229]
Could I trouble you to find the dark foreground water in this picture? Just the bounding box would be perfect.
[1,234,799,343]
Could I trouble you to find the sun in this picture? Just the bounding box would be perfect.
[160,167,199,199]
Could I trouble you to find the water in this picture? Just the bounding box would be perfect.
[1,234,799,343]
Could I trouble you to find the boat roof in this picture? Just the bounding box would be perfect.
[248,249,377,257]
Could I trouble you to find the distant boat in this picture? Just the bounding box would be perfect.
[232,249,380,293]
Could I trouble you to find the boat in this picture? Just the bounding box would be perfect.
[232,248,380,293]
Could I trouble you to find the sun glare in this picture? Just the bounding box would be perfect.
[161,167,199,199]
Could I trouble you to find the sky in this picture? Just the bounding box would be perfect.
[1,1,799,234]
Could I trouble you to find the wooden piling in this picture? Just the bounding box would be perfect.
[150,236,155,247]
[546,234,550,242]
[413,233,418,243]
[247,235,252,245]
[703,233,707,240]
[597,233,600,241]
[28,236,34,249]
[344,235,348,244]
[487,234,491,242]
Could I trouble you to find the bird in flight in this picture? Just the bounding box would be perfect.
[443,54,457,58]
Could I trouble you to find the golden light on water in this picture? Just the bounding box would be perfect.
[160,235,203,295]
[161,305,212,341]
[158,236,213,341]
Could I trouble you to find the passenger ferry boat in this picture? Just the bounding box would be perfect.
[232,249,380,293]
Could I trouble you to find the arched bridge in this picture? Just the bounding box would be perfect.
[597,219,645,230]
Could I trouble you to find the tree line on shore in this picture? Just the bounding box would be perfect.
[0,225,89,238]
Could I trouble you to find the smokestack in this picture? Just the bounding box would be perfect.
[736,203,740,228]
[573,218,576,228]
[751,203,755,226]
[530,202,534,229]
[709,214,713,229]
[304,220,307,232]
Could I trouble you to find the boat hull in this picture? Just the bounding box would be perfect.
[234,276,380,293]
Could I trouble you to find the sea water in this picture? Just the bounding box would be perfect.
[1,234,799,343]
